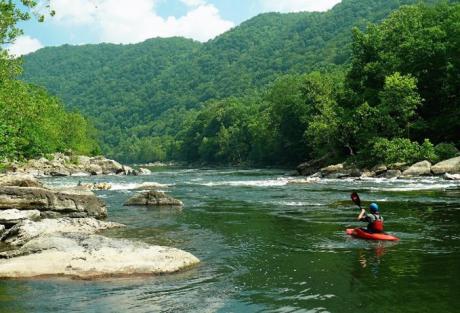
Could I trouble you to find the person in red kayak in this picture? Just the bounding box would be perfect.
[357,203,384,233]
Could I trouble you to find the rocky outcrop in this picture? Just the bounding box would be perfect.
[1,218,124,247]
[0,209,40,226]
[0,233,200,279]
[0,186,107,219]
[7,153,142,177]
[0,174,43,188]
[125,191,183,207]
[431,156,460,175]
[402,161,432,177]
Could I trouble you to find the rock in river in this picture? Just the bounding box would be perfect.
[125,191,183,207]
[402,160,432,177]
[1,217,124,247]
[431,156,460,175]
[0,186,107,219]
[0,233,200,279]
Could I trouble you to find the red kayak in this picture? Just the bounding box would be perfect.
[346,228,399,241]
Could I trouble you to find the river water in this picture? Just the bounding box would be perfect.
[1,168,459,313]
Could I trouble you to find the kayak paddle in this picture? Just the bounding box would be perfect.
[351,192,362,210]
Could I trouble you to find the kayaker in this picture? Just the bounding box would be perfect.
[357,203,384,233]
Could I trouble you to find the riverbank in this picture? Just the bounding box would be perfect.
[2,153,152,177]
[297,156,460,180]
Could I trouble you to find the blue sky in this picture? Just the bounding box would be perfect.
[10,0,342,56]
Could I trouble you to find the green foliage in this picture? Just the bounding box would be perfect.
[0,0,99,161]
[369,138,437,164]
[15,0,460,167]
[20,0,432,163]
[434,143,459,161]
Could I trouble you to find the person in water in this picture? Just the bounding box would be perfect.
[357,203,384,233]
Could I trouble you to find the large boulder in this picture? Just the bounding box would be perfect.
[0,233,200,279]
[378,169,401,179]
[0,186,107,219]
[371,164,387,175]
[0,174,42,188]
[431,157,460,175]
[0,217,124,246]
[125,191,183,207]
[0,209,40,226]
[402,161,432,177]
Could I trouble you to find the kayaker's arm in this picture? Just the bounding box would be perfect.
[357,209,366,221]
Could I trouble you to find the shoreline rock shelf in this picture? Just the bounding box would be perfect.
[4,153,152,177]
[296,156,460,180]
[0,174,200,279]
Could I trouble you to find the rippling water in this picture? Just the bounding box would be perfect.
[1,168,459,313]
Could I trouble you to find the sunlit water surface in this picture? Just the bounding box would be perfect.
[1,168,459,313]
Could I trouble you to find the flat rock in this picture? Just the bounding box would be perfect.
[0,233,200,279]
[0,209,40,226]
[125,191,183,207]
[431,157,460,175]
[0,174,43,188]
[0,186,106,219]
[402,160,432,176]
[1,217,125,246]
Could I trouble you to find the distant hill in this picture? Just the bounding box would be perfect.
[21,0,438,158]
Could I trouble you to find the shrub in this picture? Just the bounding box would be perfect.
[434,143,459,161]
[369,137,437,165]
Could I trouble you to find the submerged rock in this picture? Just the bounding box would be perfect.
[402,160,432,177]
[1,217,124,247]
[125,191,183,207]
[137,168,152,175]
[0,209,40,226]
[79,182,112,190]
[0,233,200,279]
[133,182,169,190]
[431,156,460,175]
[444,173,460,180]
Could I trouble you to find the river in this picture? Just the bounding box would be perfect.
[1,168,459,313]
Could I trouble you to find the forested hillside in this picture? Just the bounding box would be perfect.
[0,1,99,162]
[21,0,459,165]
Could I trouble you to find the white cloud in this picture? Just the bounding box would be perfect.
[8,36,44,56]
[260,0,342,13]
[180,0,206,7]
[48,0,234,43]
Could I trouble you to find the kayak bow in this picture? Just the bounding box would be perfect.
[346,228,399,241]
